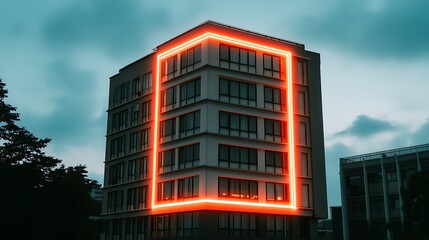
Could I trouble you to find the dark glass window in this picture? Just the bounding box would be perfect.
[180,79,201,106]
[110,135,126,159]
[218,212,257,237]
[266,182,289,202]
[218,144,257,171]
[158,181,175,201]
[162,56,178,80]
[177,212,199,237]
[219,78,256,106]
[179,111,200,137]
[219,111,257,139]
[219,44,256,73]
[141,100,150,122]
[263,54,283,78]
[159,149,175,173]
[112,109,128,132]
[161,86,176,112]
[126,186,147,210]
[141,128,149,150]
[160,118,176,142]
[131,77,141,99]
[179,143,199,169]
[108,162,125,185]
[142,72,152,94]
[265,150,287,174]
[178,176,199,198]
[218,177,258,200]
[264,86,286,111]
[152,214,173,238]
[181,45,202,73]
[264,119,287,143]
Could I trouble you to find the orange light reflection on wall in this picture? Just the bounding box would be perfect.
[152,32,296,211]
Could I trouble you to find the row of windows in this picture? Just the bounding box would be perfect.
[158,176,199,201]
[111,101,150,133]
[107,186,148,213]
[161,79,201,112]
[108,157,148,186]
[159,111,200,143]
[162,45,202,81]
[110,129,149,159]
[113,72,152,107]
[152,212,199,238]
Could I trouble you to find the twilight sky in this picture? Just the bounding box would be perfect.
[1,0,429,209]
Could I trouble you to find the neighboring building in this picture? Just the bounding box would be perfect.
[101,20,327,240]
[91,188,104,202]
[331,206,343,240]
[340,144,429,240]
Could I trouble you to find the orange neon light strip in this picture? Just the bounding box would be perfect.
[152,32,296,210]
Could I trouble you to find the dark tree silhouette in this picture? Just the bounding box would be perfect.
[0,79,102,240]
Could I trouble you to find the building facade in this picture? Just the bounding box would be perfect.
[101,21,327,240]
[340,144,429,240]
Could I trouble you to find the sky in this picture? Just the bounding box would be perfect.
[1,0,429,210]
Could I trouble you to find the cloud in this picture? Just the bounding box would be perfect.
[42,0,170,56]
[294,0,429,58]
[335,114,397,137]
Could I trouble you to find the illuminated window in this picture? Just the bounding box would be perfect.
[152,214,173,238]
[218,144,257,171]
[160,118,176,142]
[179,143,200,169]
[181,45,201,73]
[218,177,258,200]
[162,55,178,81]
[129,131,138,153]
[267,215,292,238]
[178,176,199,198]
[264,119,287,143]
[112,109,127,132]
[107,190,124,213]
[219,78,256,106]
[219,44,256,73]
[263,54,282,78]
[141,100,150,123]
[161,86,177,112]
[266,182,289,202]
[158,180,175,201]
[264,86,286,111]
[131,77,141,99]
[128,159,137,181]
[158,149,175,173]
[130,104,140,126]
[140,128,149,150]
[110,135,125,159]
[177,212,199,237]
[139,156,148,179]
[125,217,147,240]
[142,72,152,95]
[180,78,201,106]
[218,212,256,237]
[127,186,147,210]
[179,111,200,137]
[108,162,125,185]
[297,60,307,84]
[219,111,257,139]
[265,150,287,174]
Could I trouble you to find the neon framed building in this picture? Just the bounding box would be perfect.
[101,21,327,239]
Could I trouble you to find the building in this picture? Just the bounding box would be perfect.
[340,144,429,240]
[101,20,327,239]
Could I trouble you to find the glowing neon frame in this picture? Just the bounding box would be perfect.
[152,32,296,211]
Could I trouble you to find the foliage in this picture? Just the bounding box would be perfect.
[0,79,103,239]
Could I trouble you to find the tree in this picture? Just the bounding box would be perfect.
[0,79,102,240]
[401,171,429,240]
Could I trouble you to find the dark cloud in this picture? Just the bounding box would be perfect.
[336,115,397,137]
[42,0,169,56]
[295,0,429,58]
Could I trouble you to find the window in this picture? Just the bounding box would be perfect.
[110,135,126,159]
[178,176,199,198]
[177,212,199,237]
[106,219,122,240]
[347,175,364,197]
[158,149,175,173]
[263,54,283,78]
[127,186,147,210]
[179,111,200,137]
[139,156,148,179]
[301,152,310,177]
[112,109,128,132]
[180,79,201,106]
[299,122,308,145]
[179,143,199,169]
[218,144,257,171]
[125,217,147,240]
[218,212,257,237]
[219,78,256,106]
[109,162,125,185]
[264,86,286,111]
[152,214,173,238]
[181,45,201,73]
[128,159,137,182]
[302,184,311,208]
[161,86,176,112]
[160,118,176,142]
[131,77,141,99]
[129,131,138,153]
[266,182,289,202]
[298,91,307,114]
[264,119,287,143]
[142,100,150,123]
[218,177,258,200]
[265,150,287,174]
[120,82,130,104]
[267,215,292,238]
[162,56,178,81]
[142,72,152,94]
[107,190,124,213]
[141,128,149,150]
[219,44,256,73]
[219,112,257,139]
[130,104,140,126]
[158,180,175,201]
[297,60,307,84]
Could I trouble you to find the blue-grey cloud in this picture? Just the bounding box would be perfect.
[411,119,429,145]
[336,114,397,137]
[42,0,170,56]
[294,0,429,58]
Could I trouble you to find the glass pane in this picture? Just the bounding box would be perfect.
[264,55,272,69]
[230,81,239,97]
[230,114,239,130]
[248,84,256,100]
[219,79,229,95]
[240,49,248,64]
[240,115,248,131]
[219,112,229,128]
[230,47,239,63]
[248,51,256,66]
[240,83,248,99]
[220,45,229,60]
